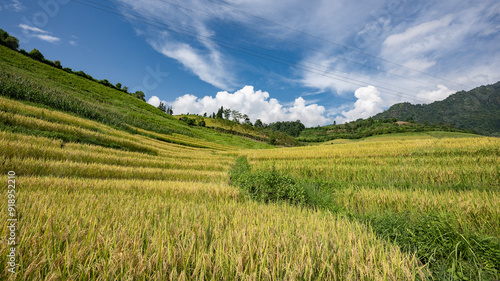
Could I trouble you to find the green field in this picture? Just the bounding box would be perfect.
[1,44,499,280]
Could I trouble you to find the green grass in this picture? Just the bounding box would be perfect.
[0,45,275,149]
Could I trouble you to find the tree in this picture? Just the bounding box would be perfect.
[266,120,305,137]
[0,29,19,50]
[254,119,264,128]
[223,108,231,120]
[158,102,167,112]
[243,114,252,126]
[122,86,128,93]
[54,60,62,69]
[99,79,112,87]
[134,91,145,101]
[116,83,122,90]
[29,49,45,61]
[231,110,242,123]
[216,107,224,119]
[166,106,173,115]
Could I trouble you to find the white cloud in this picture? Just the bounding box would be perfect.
[383,15,454,49]
[19,24,61,44]
[416,85,455,103]
[69,35,79,46]
[147,96,166,108]
[168,85,330,127]
[19,24,48,34]
[3,0,25,11]
[336,86,383,123]
[35,34,60,43]
[151,39,233,90]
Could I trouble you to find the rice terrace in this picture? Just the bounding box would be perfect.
[1,1,500,280]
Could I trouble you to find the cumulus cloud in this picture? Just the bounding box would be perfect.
[147,96,163,108]
[416,85,455,103]
[335,86,383,123]
[162,85,329,127]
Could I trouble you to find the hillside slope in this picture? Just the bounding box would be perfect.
[373,82,500,136]
[0,45,273,149]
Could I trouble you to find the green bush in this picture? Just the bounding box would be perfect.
[231,157,337,209]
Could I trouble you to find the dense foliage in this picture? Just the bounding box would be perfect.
[298,117,472,142]
[0,44,273,149]
[0,28,19,51]
[265,120,305,137]
[373,82,500,136]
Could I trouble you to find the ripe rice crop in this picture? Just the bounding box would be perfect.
[0,176,427,280]
[240,137,500,190]
[0,133,231,172]
[1,157,227,183]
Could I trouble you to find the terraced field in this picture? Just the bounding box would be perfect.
[1,44,499,280]
[0,95,428,280]
[237,135,500,279]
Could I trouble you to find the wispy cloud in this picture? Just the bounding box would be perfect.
[150,34,234,90]
[19,24,48,34]
[35,34,60,43]
[2,0,25,11]
[18,24,61,44]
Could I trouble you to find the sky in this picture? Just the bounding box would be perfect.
[1,0,499,127]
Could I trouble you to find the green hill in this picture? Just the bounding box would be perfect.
[0,44,273,149]
[373,82,500,136]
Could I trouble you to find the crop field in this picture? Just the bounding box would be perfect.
[1,96,498,280]
[1,44,499,280]
[0,98,429,280]
[237,136,500,279]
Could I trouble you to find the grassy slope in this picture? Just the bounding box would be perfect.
[176,114,269,140]
[0,45,272,149]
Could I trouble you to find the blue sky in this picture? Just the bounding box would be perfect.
[1,0,499,126]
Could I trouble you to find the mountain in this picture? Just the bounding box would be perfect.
[373,82,500,136]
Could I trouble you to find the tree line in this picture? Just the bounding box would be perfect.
[0,28,146,102]
[298,117,474,142]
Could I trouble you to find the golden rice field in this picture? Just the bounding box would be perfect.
[1,93,499,280]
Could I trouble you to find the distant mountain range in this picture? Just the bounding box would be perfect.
[373,81,500,136]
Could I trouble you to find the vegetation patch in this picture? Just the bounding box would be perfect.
[230,156,336,210]
[361,212,500,280]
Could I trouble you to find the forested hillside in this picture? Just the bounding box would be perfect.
[373,82,500,136]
